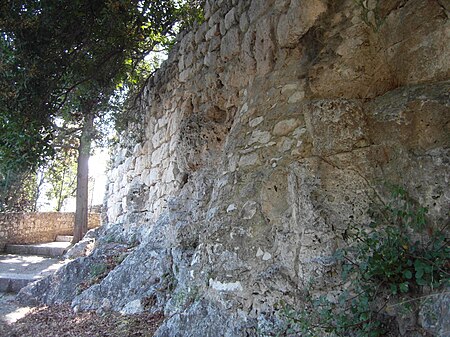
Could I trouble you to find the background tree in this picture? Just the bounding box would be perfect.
[44,148,78,212]
[0,0,204,242]
[0,32,54,211]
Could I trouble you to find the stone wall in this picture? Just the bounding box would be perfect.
[20,0,449,336]
[104,0,450,229]
[0,212,101,249]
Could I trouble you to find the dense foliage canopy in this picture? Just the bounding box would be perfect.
[0,0,203,211]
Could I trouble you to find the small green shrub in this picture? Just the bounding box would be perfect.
[77,248,130,294]
[278,187,449,336]
[90,263,108,278]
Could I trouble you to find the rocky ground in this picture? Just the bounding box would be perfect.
[0,293,163,337]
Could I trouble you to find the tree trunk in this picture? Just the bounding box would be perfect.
[33,169,46,212]
[73,109,94,244]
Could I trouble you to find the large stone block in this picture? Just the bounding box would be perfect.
[304,99,368,156]
[254,15,276,75]
[220,27,240,61]
[277,0,327,48]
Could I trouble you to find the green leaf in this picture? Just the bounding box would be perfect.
[399,282,409,293]
[390,283,398,295]
[369,222,378,228]
[415,268,424,280]
[403,270,413,279]
[359,312,369,321]
[414,259,425,272]
[416,277,428,286]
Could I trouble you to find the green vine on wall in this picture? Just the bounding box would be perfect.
[278,187,449,336]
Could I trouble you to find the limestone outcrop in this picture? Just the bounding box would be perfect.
[19,0,449,336]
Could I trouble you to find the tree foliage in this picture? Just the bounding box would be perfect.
[0,0,204,213]
[44,148,78,211]
[0,169,38,212]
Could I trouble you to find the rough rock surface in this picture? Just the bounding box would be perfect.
[19,0,449,336]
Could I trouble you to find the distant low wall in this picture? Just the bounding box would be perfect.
[0,212,101,250]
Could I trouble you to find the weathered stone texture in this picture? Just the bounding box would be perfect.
[19,0,449,336]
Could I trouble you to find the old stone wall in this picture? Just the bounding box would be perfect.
[104,0,450,229]
[0,212,100,248]
[20,0,449,336]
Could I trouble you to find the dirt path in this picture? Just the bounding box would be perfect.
[0,292,34,336]
[0,293,164,337]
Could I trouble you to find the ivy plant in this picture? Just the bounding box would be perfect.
[278,187,449,337]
